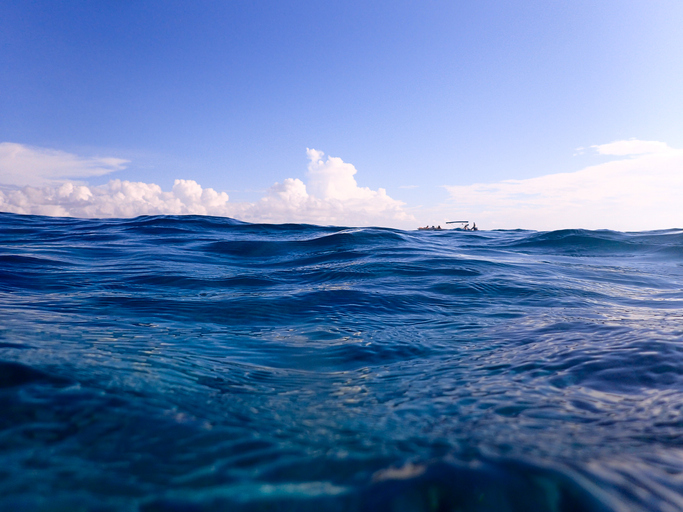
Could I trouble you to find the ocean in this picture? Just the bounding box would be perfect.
[1,212,683,511]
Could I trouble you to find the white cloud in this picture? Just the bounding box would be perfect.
[443,139,683,231]
[0,142,129,186]
[0,179,224,218]
[592,139,674,156]
[0,144,413,227]
[212,150,412,226]
[306,148,375,201]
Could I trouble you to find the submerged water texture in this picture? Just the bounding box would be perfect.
[1,213,683,511]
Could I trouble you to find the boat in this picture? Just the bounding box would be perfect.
[446,220,478,231]
[417,226,444,231]
[417,221,478,231]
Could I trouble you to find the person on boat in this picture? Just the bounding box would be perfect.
[437,225,441,230]
[463,223,469,230]
[472,222,477,231]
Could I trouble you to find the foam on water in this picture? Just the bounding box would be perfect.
[1,212,683,511]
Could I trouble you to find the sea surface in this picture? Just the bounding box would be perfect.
[1,213,683,511]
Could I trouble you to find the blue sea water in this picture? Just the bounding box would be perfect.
[1,212,683,512]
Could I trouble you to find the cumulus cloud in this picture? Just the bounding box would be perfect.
[444,139,683,231]
[0,179,230,218]
[306,148,375,201]
[0,142,129,186]
[0,144,412,227]
[199,150,412,226]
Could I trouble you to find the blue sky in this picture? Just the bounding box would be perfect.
[1,1,682,229]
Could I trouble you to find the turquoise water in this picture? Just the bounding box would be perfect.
[1,212,683,511]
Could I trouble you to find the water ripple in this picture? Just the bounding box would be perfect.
[2,212,683,511]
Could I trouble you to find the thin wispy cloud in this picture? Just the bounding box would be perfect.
[592,139,675,156]
[0,144,413,227]
[443,139,683,231]
[0,142,129,186]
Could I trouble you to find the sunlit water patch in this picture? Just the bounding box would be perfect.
[1,213,683,511]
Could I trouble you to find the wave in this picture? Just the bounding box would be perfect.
[2,212,683,511]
